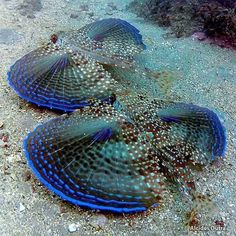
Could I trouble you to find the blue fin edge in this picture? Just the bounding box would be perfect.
[93,18,147,50]
[23,123,149,213]
[159,103,227,159]
[7,65,112,113]
[208,108,227,159]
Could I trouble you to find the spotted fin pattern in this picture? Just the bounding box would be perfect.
[7,43,116,111]
[24,98,226,210]
[7,18,227,213]
[24,103,165,213]
[8,19,147,111]
[121,97,226,163]
[113,96,226,193]
[59,18,146,67]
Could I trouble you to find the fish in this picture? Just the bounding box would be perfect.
[7,18,146,112]
[23,98,226,212]
[24,102,165,213]
[8,18,227,213]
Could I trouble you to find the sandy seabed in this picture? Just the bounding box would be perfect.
[0,0,236,235]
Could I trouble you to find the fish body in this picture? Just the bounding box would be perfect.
[6,18,227,213]
[23,98,226,212]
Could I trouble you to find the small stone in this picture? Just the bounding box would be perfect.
[0,131,9,142]
[80,4,89,11]
[0,140,8,148]
[87,12,94,17]
[19,203,26,212]
[23,170,32,181]
[0,140,4,147]
[0,122,4,128]
[27,14,36,19]
[42,203,60,219]
[107,2,118,10]
[70,13,79,19]
[0,195,5,204]
[68,223,77,233]
[90,214,108,228]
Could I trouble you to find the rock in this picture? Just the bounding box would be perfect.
[0,140,7,148]
[0,28,23,45]
[0,131,10,148]
[107,2,118,10]
[106,12,113,16]
[68,223,77,233]
[90,214,108,228]
[0,195,5,204]
[0,131,9,142]
[192,32,207,41]
[41,203,60,219]
[19,203,26,212]
[23,170,32,181]
[87,12,94,17]
[128,0,236,49]
[27,14,36,19]
[80,4,89,11]
[0,122,4,129]
[70,13,79,19]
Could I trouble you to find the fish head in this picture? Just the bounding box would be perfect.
[50,33,66,47]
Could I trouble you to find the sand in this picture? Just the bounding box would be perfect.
[0,0,236,235]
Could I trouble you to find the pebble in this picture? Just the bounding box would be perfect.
[19,203,26,212]
[107,2,118,10]
[41,203,60,219]
[70,13,79,19]
[0,131,9,142]
[0,140,8,148]
[23,170,32,181]
[90,214,108,228]
[68,223,78,233]
[80,4,89,11]
[0,195,5,204]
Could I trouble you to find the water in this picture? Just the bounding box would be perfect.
[0,0,236,235]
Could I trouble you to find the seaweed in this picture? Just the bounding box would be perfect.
[128,0,236,49]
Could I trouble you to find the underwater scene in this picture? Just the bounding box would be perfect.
[0,0,235,235]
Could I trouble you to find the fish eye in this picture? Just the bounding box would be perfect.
[50,34,58,44]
